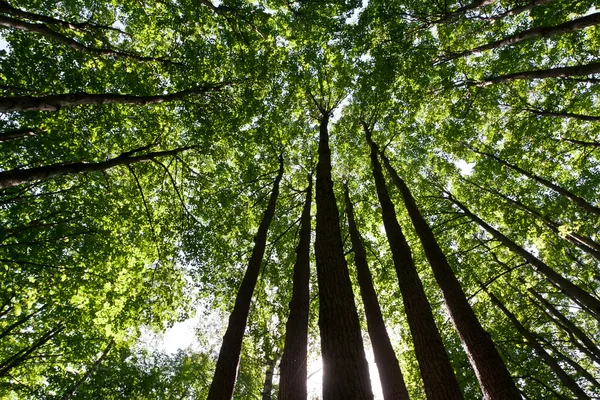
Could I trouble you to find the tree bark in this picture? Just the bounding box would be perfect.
[434,0,495,24]
[261,355,277,400]
[365,127,462,400]
[489,0,551,21]
[470,62,600,87]
[559,137,600,148]
[207,155,284,400]
[0,128,37,142]
[378,149,520,400]
[528,288,600,363]
[0,145,195,189]
[0,82,227,112]
[59,339,115,400]
[314,113,373,400]
[449,195,600,318]
[472,147,600,216]
[523,108,600,122]
[344,186,410,400]
[279,176,312,400]
[446,12,600,59]
[486,290,591,400]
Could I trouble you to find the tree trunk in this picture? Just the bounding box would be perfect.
[0,82,227,112]
[489,0,551,21]
[0,128,37,142]
[0,145,195,189]
[472,147,600,216]
[528,288,600,363]
[0,304,47,341]
[485,291,591,400]
[261,355,278,400]
[314,113,373,400]
[378,150,520,400]
[559,137,600,148]
[523,108,600,121]
[449,195,600,318]
[59,339,115,400]
[279,176,312,400]
[434,0,495,24]
[207,155,284,400]
[447,12,600,59]
[365,127,462,400]
[471,62,600,86]
[344,186,410,400]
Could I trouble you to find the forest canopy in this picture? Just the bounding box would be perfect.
[1,0,600,398]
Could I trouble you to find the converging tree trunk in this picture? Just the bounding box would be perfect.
[344,186,410,400]
[448,195,600,318]
[207,155,284,400]
[279,176,312,400]
[314,112,373,399]
[522,108,600,122]
[470,62,600,87]
[365,126,462,400]
[261,355,278,400]
[485,290,591,400]
[0,145,196,189]
[377,149,520,400]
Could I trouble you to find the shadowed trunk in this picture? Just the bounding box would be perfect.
[314,113,373,400]
[344,186,410,400]
[449,195,600,318]
[0,128,37,142]
[486,290,591,400]
[378,149,520,400]
[279,176,312,400]
[470,62,600,87]
[365,127,462,400]
[0,304,47,341]
[207,155,284,400]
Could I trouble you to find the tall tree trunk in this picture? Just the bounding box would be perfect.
[261,355,278,400]
[467,180,600,260]
[446,12,600,59]
[471,147,600,216]
[314,113,373,400]
[207,156,284,400]
[470,62,600,87]
[279,176,312,400]
[377,149,520,400]
[449,195,600,318]
[0,128,37,142]
[528,288,600,363]
[0,145,195,189]
[0,82,227,112]
[59,339,115,400]
[344,186,410,400]
[523,108,600,121]
[485,290,591,400]
[365,127,462,400]
[0,323,64,377]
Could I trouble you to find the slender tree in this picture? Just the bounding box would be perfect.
[207,155,284,400]
[278,176,312,400]
[522,108,600,122]
[261,355,277,400]
[0,128,37,142]
[344,185,410,400]
[364,125,463,400]
[470,62,600,86]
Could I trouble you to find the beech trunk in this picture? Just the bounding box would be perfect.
[344,186,410,400]
[207,155,284,400]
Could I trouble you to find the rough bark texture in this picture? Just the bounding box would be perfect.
[207,156,284,400]
[450,196,600,317]
[473,62,600,86]
[0,83,227,112]
[365,128,462,400]
[278,177,312,400]
[314,113,373,400]
[473,148,600,216]
[0,128,37,142]
[0,145,195,189]
[378,150,520,400]
[486,291,591,400]
[448,12,600,59]
[344,186,410,400]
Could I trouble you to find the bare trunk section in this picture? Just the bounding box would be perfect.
[314,113,373,400]
[261,355,278,400]
[207,156,284,400]
[278,176,312,400]
[472,147,600,216]
[486,290,591,400]
[365,127,462,400]
[0,128,37,142]
[470,62,600,86]
[378,150,520,400]
[59,339,115,400]
[0,82,227,112]
[0,145,195,189]
[449,195,600,318]
[446,12,600,59]
[344,186,410,400]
